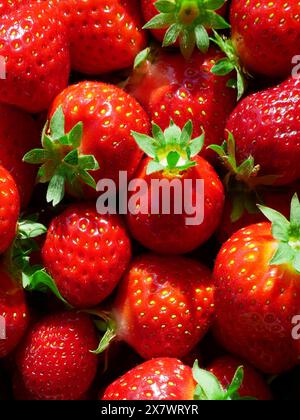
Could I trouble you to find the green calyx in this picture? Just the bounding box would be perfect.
[258,194,300,274]
[210,30,251,100]
[88,311,117,355]
[209,132,276,222]
[193,360,254,400]
[23,106,99,207]
[132,120,204,176]
[143,0,230,59]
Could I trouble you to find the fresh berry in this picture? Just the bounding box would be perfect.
[57,0,146,75]
[0,104,39,207]
[208,356,272,400]
[126,121,224,255]
[102,254,215,359]
[24,81,150,205]
[213,195,300,374]
[41,204,131,308]
[0,165,20,254]
[126,47,236,162]
[0,0,29,16]
[0,266,28,358]
[16,311,98,400]
[0,1,70,113]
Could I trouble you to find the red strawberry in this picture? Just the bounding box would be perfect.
[57,0,146,75]
[0,266,28,358]
[41,204,131,308]
[16,311,98,400]
[229,0,300,78]
[0,165,20,254]
[208,356,272,400]
[0,104,39,207]
[24,81,150,205]
[0,1,70,113]
[142,0,229,58]
[126,47,236,162]
[126,121,224,255]
[225,77,300,186]
[100,254,215,359]
[213,195,300,374]
[0,0,29,16]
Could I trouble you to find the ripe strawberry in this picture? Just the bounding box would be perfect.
[126,120,224,255]
[0,0,29,16]
[126,47,236,162]
[0,266,28,358]
[213,195,300,374]
[208,356,272,400]
[41,204,131,308]
[0,104,39,207]
[100,254,215,359]
[142,0,229,58]
[16,311,98,400]
[57,0,146,75]
[225,77,300,186]
[0,165,20,254]
[24,81,150,206]
[0,1,70,113]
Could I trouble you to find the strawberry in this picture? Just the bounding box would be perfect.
[24,81,150,206]
[0,104,39,207]
[102,357,255,400]
[16,311,98,400]
[0,165,20,254]
[0,1,70,113]
[98,254,215,359]
[224,77,300,186]
[0,0,29,16]
[41,204,132,308]
[208,356,272,400]
[0,265,28,358]
[142,0,229,58]
[213,195,300,374]
[126,47,236,162]
[57,0,146,75]
[125,120,224,255]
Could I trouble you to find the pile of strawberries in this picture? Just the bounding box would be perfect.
[0,0,300,401]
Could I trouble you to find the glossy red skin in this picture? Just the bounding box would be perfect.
[0,0,29,16]
[49,81,150,195]
[226,77,300,186]
[42,204,132,308]
[141,0,228,44]
[213,222,300,374]
[0,165,20,254]
[113,254,215,359]
[126,156,224,255]
[0,1,70,113]
[208,356,272,400]
[0,268,28,358]
[0,104,39,207]
[102,358,195,400]
[126,48,236,162]
[218,186,300,243]
[57,0,146,75]
[230,0,300,78]
[16,312,98,400]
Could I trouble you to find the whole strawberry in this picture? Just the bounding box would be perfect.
[57,0,146,75]
[225,77,300,186]
[0,1,70,113]
[208,356,272,400]
[24,81,150,205]
[0,104,39,207]
[0,266,28,358]
[126,47,236,162]
[41,204,131,308]
[126,121,224,255]
[0,165,20,254]
[98,254,215,359]
[16,311,98,400]
[213,195,300,374]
